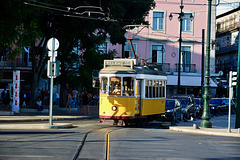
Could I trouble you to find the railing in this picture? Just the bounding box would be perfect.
[0,58,32,68]
[216,44,239,55]
[175,63,196,73]
[150,63,170,72]
[216,62,237,74]
[217,23,239,33]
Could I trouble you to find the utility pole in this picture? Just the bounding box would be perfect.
[201,0,212,128]
[235,18,240,128]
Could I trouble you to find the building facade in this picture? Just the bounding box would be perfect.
[108,0,218,97]
[215,7,240,79]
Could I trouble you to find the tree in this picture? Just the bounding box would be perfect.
[1,0,155,107]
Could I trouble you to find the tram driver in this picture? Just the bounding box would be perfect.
[112,85,121,94]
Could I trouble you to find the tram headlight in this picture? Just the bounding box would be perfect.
[112,106,117,111]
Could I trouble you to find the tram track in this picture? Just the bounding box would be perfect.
[72,126,123,160]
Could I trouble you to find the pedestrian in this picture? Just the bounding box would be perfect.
[43,89,49,108]
[78,92,84,114]
[72,88,78,108]
[83,91,91,116]
[66,90,73,114]
[55,92,59,105]
[36,97,43,113]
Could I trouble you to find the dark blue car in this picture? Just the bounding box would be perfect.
[164,99,183,122]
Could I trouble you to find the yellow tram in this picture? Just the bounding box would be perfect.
[99,58,167,125]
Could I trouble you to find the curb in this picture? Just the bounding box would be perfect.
[0,123,73,129]
[169,126,240,137]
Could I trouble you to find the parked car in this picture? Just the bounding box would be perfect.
[209,98,235,115]
[164,99,183,122]
[172,95,196,119]
[194,98,203,118]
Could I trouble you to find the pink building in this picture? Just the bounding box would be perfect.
[107,0,218,97]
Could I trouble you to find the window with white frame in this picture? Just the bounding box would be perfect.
[124,43,136,58]
[181,46,191,65]
[182,13,193,32]
[152,45,164,64]
[98,42,108,54]
[152,12,164,30]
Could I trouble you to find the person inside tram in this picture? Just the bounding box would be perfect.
[112,85,121,94]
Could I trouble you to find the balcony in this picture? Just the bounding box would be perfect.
[0,58,32,68]
[216,43,239,55]
[217,23,239,34]
[175,63,196,73]
[150,63,170,72]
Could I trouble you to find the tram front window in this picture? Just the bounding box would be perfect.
[123,77,134,96]
[100,77,108,94]
[110,77,121,95]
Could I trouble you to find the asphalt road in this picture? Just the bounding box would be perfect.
[1,119,240,160]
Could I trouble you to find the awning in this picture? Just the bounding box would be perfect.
[167,75,218,87]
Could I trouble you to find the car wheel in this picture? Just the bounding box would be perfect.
[193,110,197,118]
[186,111,190,119]
[179,112,183,121]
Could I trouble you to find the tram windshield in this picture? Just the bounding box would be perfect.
[100,77,108,94]
[110,77,121,95]
[123,77,134,96]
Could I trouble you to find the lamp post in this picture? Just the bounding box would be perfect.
[200,0,212,128]
[169,0,193,94]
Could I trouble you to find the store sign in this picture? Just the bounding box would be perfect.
[12,71,20,112]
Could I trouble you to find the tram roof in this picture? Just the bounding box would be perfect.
[99,63,166,76]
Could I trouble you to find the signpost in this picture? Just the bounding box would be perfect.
[228,71,237,132]
[47,38,60,125]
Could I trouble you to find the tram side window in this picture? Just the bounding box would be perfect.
[100,77,108,94]
[159,81,162,97]
[123,77,134,96]
[110,77,121,95]
[156,81,159,98]
[153,81,156,98]
[149,80,153,98]
[145,80,149,98]
[162,81,165,97]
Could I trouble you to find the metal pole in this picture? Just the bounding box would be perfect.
[200,0,212,128]
[177,0,183,94]
[228,71,232,132]
[201,29,205,98]
[49,39,55,126]
[235,18,240,128]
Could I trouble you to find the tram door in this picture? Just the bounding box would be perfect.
[135,80,141,115]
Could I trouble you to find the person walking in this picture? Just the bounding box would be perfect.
[78,92,84,114]
[66,90,73,114]
[83,91,91,116]
[36,97,43,113]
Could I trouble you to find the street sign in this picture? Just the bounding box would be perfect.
[47,38,59,51]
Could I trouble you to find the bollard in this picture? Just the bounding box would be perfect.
[238,128,240,134]
[193,124,199,129]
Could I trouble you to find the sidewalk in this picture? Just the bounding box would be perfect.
[169,114,240,137]
[0,105,99,129]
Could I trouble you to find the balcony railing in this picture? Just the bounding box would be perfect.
[175,63,196,73]
[217,23,239,33]
[150,63,170,72]
[216,43,239,55]
[0,58,32,68]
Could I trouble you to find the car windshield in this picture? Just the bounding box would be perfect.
[194,99,200,104]
[175,97,188,105]
[209,99,221,104]
[166,100,175,109]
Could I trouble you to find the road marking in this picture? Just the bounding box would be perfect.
[0,155,53,158]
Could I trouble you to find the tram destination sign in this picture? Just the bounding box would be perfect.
[104,60,133,68]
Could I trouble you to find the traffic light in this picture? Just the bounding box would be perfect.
[229,71,237,87]
[47,60,61,78]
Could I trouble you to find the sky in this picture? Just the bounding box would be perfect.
[216,0,240,16]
